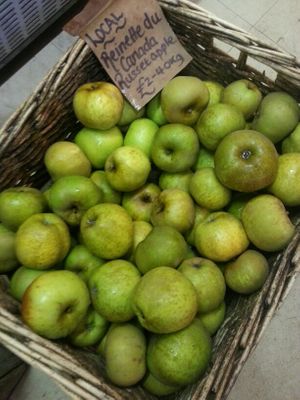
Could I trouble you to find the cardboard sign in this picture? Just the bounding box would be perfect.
[65,0,192,109]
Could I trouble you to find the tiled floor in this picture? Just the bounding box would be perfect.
[1,1,300,399]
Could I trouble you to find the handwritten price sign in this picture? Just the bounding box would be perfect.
[81,0,192,109]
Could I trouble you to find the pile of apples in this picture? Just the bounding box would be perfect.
[0,75,300,396]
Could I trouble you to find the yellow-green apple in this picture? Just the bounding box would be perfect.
[195,211,249,262]
[118,98,145,127]
[69,307,109,347]
[124,118,158,157]
[105,146,151,192]
[72,81,123,130]
[9,266,49,301]
[151,123,199,172]
[159,170,193,192]
[147,318,211,386]
[197,301,226,335]
[90,170,121,204]
[47,175,102,226]
[122,183,161,222]
[74,126,123,169]
[161,76,209,125]
[214,130,278,192]
[281,123,300,153]
[185,205,210,246]
[193,147,215,170]
[134,225,187,274]
[80,203,133,259]
[241,194,295,252]
[44,141,91,181]
[204,80,224,107]
[221,79,262,119]
[142,372,181,396]
[88,260,141,322]
[0,187,47,231]
[21,270,90,339]
[64,244,105,283]
[224,249,269,294]
[0,224,18,273]
[196,103,245,150]
[189,168,231,210]
[132,266,197,333]
[226,193,253,220]
[15,213,71,269]
[127,221,152,262]
[268,153,300,206]
[252,91,300,143]
[178,257,226,313]
[145,92,168,126]
[104,323,146,387]
[151,189,195,233]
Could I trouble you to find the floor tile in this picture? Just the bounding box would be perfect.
[227,275,300,400]
[0,42,65,126]
[219,0,280,25]
[253,0,300,59]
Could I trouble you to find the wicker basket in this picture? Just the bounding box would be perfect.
[1,1,300,399]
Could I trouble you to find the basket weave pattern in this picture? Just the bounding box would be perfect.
[0,1,300,399]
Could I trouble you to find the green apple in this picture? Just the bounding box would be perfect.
[189,168,231,210]
[44,141,91,181]
[21,270,90,339]
[252,91,300,143]
[73,81,124,130]
[105,323,146,387]
[268,153,300,206]
[193,147,215,170]
[0,187,47,231]
[151,123,199,172]
[69,307,109,347]
[185,205,210,246]
[88,260,141,322]
[74,126,123,169]
[9,266,49,301]
[198,301,226,335]
[221,79,262,119]
[161,75,209,125]
[281,123,300,153]
[15,213,71,269]
[195,211,249,262]
[178,257,226,313]
[0,224,18,273]
[134,225,187,274]
[118,98,145,126]
[90,170,121,204]
[204,80,224,107]
[147,318,212,386]
[123,118,158,157]
[241,194,295,252]
[142,372,181,396]
[80,203,133,260]
[105,146,151,192]
[47,176,102,226]
[224,249,269,294]
[151,188,195,233]
[122,183,161,222]
[64,244,105,283]
[196,103,245,150]
[145,92,168,126]
[159,170,193,192]
[214,130,278,192]
[132,266,198,333]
